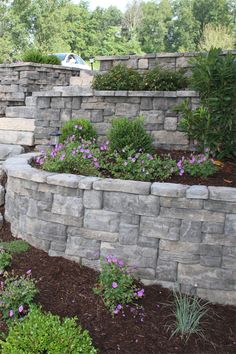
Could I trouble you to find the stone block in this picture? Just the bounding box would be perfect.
[137,236,159,248]
[160,197,203,209]
[159,240,200,263]
[51,97,65,109]
[151,131,189,146]
[140,215,180,240]
[120,213,139,225]
[138,58,149,69]
[65,236,100,260]
[93,178,151,195]
[84,190,103,209]
[136,268,156,280]
[119,223,139,245]
[178,263,235,290]
[60,109,72,122]
[101,242,158,269]
[140,98,153,110]
[40,211,83,228]
[160,207,225,222]
[84,209,120,232]
[115,103,139,117]
[180,221,202,242]
[209,187,236,202]
[0,118,35,132]
[153,98,168,110]
[0,144,24,160]
[52,194,83,217]
[5,106,37,119]
[186,185,209,199]
[202,233,236,247]
[202,222,224,234]
[200,244,222,257]
[78,176,101,190]
[47,174,82,188]
[225,214,236,235]
[140,110,164,124]
[222,246,236,268]
[91,110,104,123]
[0,185,5,206]
[156,259,177,281]
[0,130,34,145]
[200,256,222,267]
[37,97,50,108]
[151,183,188,197]
[103,192,159,216]
[204,200,236,213]
[197,288,236,305]
[164,117,177,131]
[67,227,118,242]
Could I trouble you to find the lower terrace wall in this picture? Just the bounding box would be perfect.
[3,154,236,305]
[26,88,199,150]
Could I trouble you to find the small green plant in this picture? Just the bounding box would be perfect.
[92,64,143,90]
[93,256,144,315]
[0,306,97,354]
[167,291,209,342]
[0,250,12,272]
[176,152,218,177]
[22,49,61,65]
[0,240,29,254]
[143,66,189,91]
[59,118,97,143]
[0,271,38,320]
[108,117,153,156]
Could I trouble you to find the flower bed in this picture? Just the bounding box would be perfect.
[3,153,236,306]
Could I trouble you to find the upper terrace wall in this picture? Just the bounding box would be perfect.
[0,63,80,117]
[96,50,236,73]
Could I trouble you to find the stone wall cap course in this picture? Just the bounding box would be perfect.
[94,90,115,96]
[209,186,236,202]
[78,176,101,190]
[93,178,151,194]
[47,174,84,188]
[151,183,188,197]
[186,185,209,199]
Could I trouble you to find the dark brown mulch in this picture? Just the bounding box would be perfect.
[0,222,236,354]
[156,149,236,188]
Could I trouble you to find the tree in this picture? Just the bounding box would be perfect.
[199,24,235,51]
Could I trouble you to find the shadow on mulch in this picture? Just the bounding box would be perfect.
[0,222,236,354]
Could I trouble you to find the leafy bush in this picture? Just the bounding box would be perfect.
[59,118,97,143]
[143,66,189,91]
[0,250,12,272]
[167,291,209,342]
[92,64,143,90]
[22,49,61,65]
[94,256,144,315]
[108,117,153,156]
[0,271,38,320]
[186,47,236,158]
[0,240,29,254]
[176,152,218,177]
[0,306,97,354]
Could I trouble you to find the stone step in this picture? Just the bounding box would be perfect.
[5,106,37,119]
[0,118,35,131]
[0,130,34,145]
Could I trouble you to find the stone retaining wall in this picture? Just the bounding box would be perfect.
[14,87,198,149]
[96,50,236,73]
[3,154,236,305]
[0,63,80,117]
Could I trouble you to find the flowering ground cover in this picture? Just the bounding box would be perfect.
[0,221,235,353]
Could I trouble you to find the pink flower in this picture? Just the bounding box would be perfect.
[60,154,65,161]
[137,289,145,297]
[18,305,24,313]
[112,282,118,289]
[112,256,118,264]
[118,259,124,267]
[9,309,14,317]
[26,269,32,275]
[114,308,119,314]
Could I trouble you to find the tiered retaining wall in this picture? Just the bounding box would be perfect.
[96,50,236,73]
[8,87,199,149]
[3,154,236,305]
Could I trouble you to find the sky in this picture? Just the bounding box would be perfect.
[72,0,129,12]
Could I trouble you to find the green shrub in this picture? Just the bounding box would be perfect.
[187,47,236,158]
[0,272,38,320]
[92,64,143,90]
[0,250,12,272]
[167,291,209,342]
[0,306,97,354]
[0,240,29,254]
[108,117,153,155]
[94,256,144,315]
[22,49,61,65]
[143,66,189,91]
[59,118,97,143]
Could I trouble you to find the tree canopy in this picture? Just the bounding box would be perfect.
[0,0,235,62]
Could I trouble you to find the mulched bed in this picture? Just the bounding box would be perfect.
[0,222,236,354]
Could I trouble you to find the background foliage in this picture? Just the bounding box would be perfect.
[0,0,235,63]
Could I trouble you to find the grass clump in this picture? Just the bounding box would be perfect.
[0,240,29,254]
[22,49,61,65]
[167,291,209,342]
[0,250,12,272]
[0,306,97,353]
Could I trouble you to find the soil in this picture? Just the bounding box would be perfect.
[0,222,235,354]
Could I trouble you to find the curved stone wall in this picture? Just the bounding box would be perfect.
[3,154,236,305]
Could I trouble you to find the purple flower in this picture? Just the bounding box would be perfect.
[9,309,14,318]
[94,162,100,168]
[131,158,136,163]
[177,160,182,168]
[60,154,65,161]
[112,282,118,289]
[18,305,24,313]
[106,256,112,263]
[118,259,124,267]
[117,304,122,310]
[26,269,32,275]
[112,256,118,264]
[179,169,184,176]
[114,308,119,314]
[137,289,145,297]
